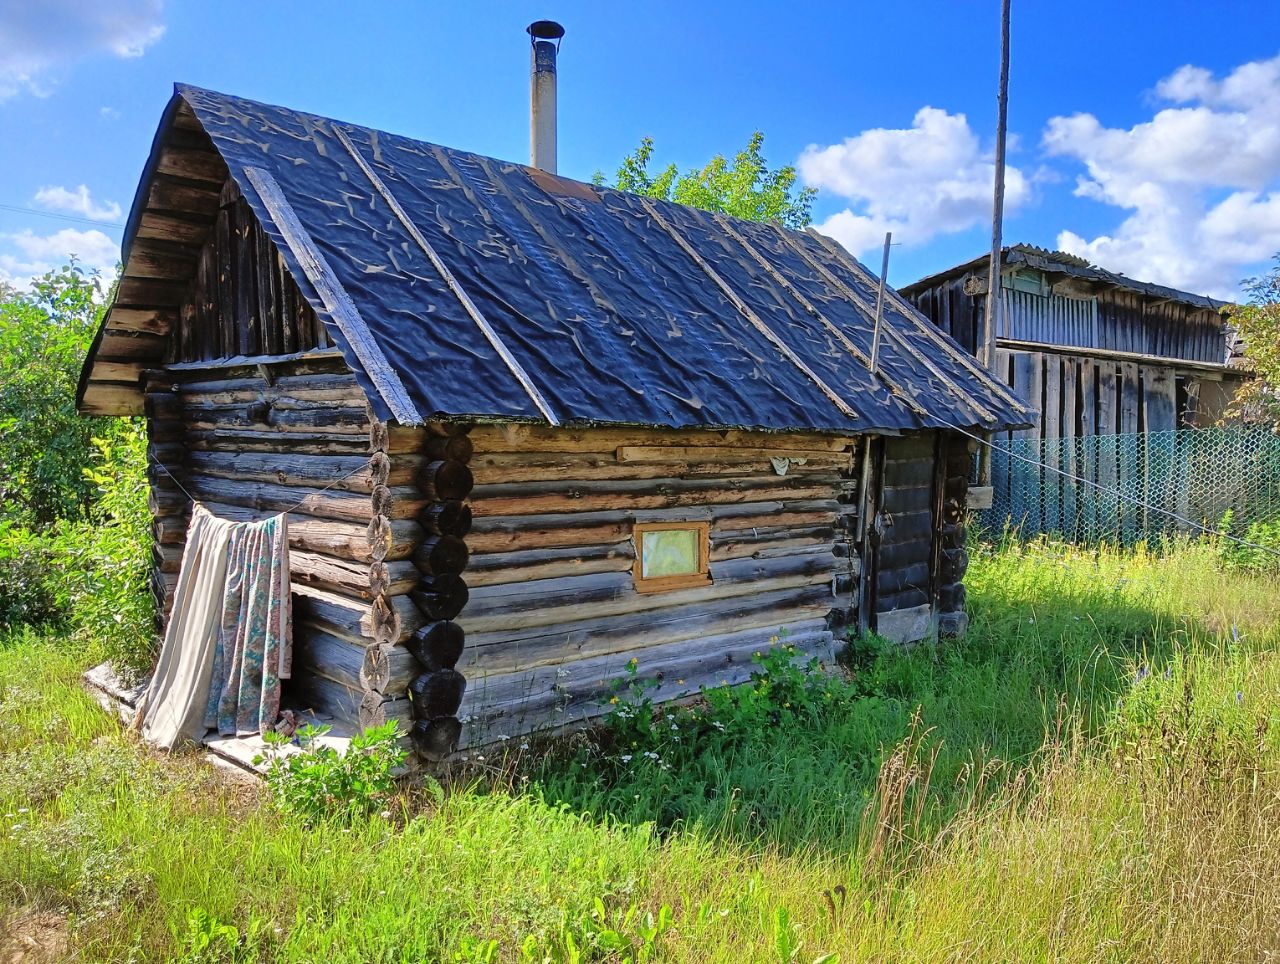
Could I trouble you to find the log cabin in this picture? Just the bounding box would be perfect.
[77,82,1032,760]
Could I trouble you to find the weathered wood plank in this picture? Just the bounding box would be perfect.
[461,555,833,640]
[460,585,834,676]
[457,621,834,744]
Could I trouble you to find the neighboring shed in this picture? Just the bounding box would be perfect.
[78,86,1031,759]
[901,245,1246,442]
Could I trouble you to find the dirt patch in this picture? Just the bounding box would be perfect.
[1,909,69,964]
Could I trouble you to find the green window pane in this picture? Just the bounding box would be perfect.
[642,529,700,578]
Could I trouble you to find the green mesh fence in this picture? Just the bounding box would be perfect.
[981,428,1280,545]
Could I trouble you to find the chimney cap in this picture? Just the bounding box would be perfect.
[527,20,565,44]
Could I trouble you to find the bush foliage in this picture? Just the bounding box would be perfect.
[0,265,154,676]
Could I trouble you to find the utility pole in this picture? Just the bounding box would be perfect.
[979,0,1011,485]
[984,0,1010,370]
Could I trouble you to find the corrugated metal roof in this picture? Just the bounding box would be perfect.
[91,85,1034,433]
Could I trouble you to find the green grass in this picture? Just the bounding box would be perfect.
[2,539,1279,961]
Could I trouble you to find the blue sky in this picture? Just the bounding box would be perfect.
[3,1,1280,299]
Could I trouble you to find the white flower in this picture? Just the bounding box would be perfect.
[620,754,633,763]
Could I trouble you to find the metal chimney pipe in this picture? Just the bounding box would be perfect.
[527,20,564,173]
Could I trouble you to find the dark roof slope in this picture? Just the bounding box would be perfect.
[82,85,1033,433]
[901,244,1232,312]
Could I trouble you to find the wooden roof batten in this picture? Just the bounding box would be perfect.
[241,165,422,427]
[639,198,860,421]
[330,126,560,426]
[713,214,931,420]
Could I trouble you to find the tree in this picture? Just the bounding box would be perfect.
[1226,255,1280,428]
[0,263,110,524]
[596,132,816,230]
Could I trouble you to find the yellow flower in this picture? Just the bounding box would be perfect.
[609,696,619,704]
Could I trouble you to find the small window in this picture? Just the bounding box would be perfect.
[633,521,711,593]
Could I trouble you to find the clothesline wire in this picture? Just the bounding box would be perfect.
[945,422,1280,559]
[146,453,379,517]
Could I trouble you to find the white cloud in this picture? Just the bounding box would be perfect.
[0,227,118,290]
[1045,53,1280,299]
[34,184,122,222]
[797,107,1031,257]
[0,0,165,101]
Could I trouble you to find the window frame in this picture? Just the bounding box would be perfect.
[632,520,712,594]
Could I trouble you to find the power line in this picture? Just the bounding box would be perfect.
[0,202,124,230]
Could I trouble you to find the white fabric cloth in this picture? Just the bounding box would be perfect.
[134,504,291,750]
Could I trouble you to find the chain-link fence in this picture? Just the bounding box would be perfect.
[980,428,1280,545]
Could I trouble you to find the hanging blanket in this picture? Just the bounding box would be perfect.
[135,503,292,750]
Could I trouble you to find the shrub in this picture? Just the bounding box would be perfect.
[0,521,70,627]
[0,265,108,527]
[256,722,406,826]
[1215,508,1280,574]
[64,424,155,677]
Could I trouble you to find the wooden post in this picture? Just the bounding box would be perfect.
[870,233,892,375]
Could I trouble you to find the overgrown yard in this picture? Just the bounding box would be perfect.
[2,540,1279,962]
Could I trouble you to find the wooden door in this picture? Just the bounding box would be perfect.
[867,433,938,643]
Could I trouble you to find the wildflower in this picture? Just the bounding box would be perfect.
[1236,691,1245,705]
[1135,665,1150,682]
[1164,666,1173,680]
[620,754,632,763]
[519,742,530,751]
[609,696,619,705]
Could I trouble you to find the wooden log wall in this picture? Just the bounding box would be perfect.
[399,423,474,762]
[450,425,861,747]
[144,381,191,627]
[145,355,432,743]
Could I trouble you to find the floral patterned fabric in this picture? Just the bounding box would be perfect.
[204,510,292,737]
